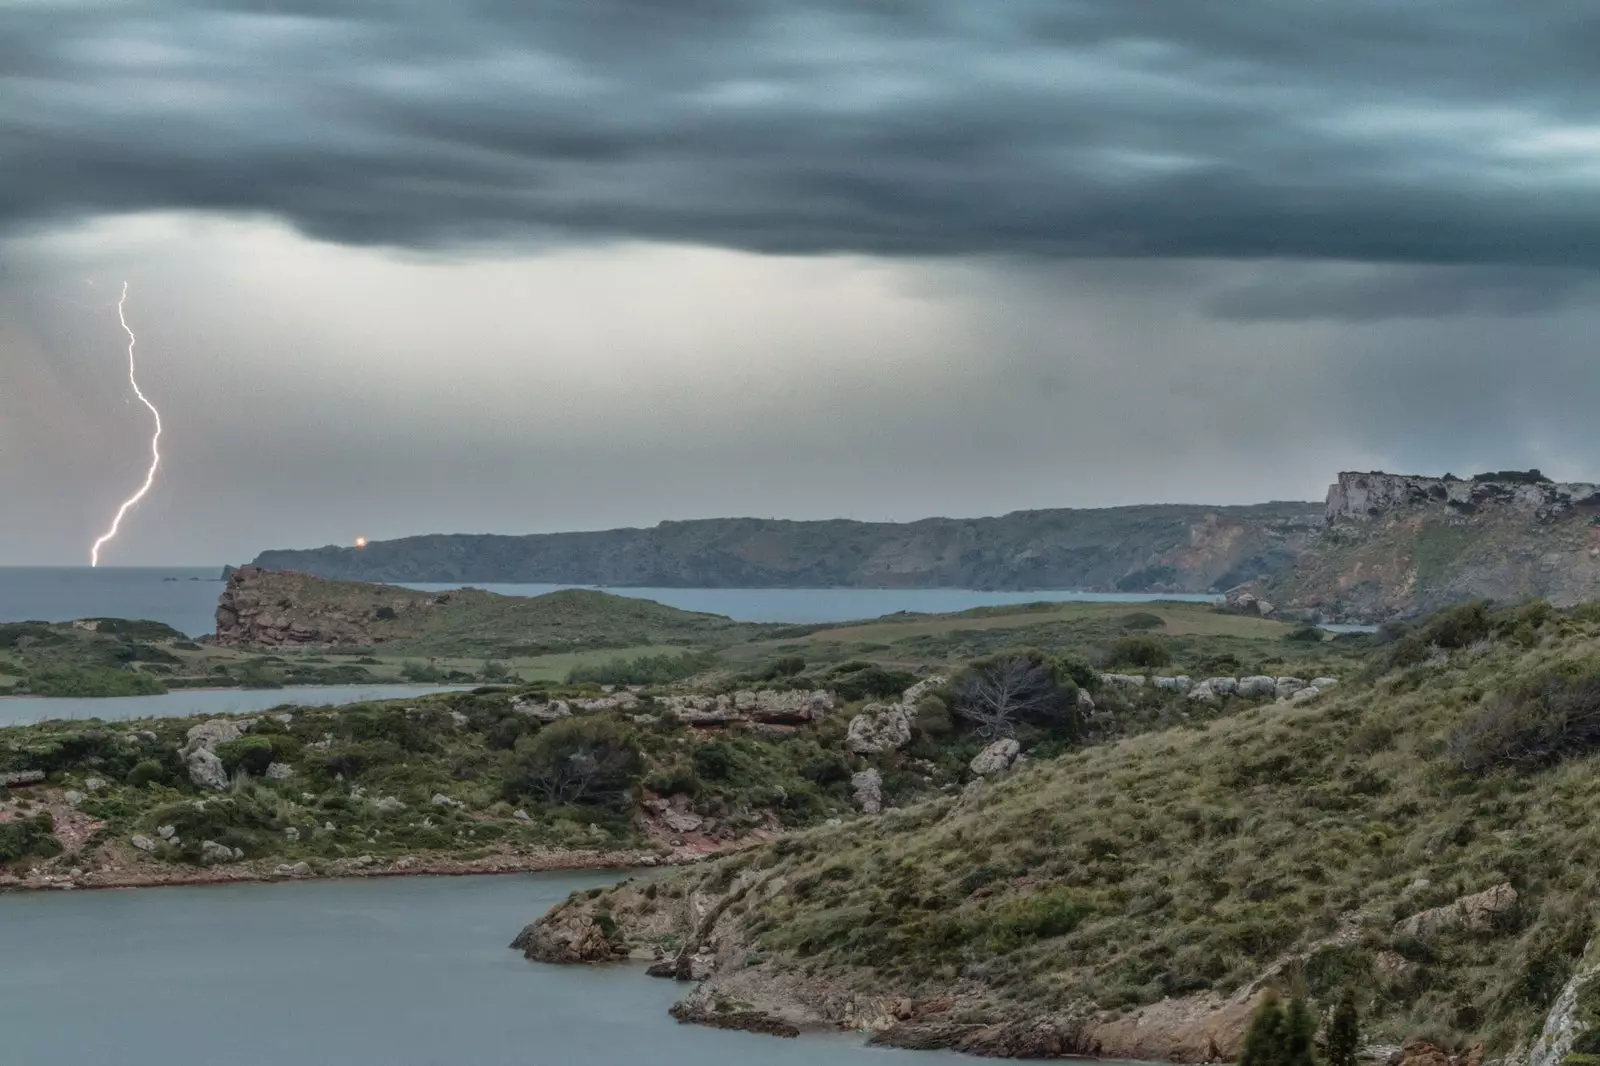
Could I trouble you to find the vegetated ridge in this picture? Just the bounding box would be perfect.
[1257,470,1600,623]
[249,503,1322,591]
[517,599,1600,1063]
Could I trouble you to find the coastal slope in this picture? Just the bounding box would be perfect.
[1258,471,1600,622]
[250,503,1321,591]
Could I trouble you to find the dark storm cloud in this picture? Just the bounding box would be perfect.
[7,0,1600,270]
[1206,266,1597,322]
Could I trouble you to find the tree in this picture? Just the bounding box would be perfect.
[953,650,1078,738]
[1326,986,1360,1066]
[1239,994,1288,1066]
[506,717,643,811]
[1284,996,1317,1066]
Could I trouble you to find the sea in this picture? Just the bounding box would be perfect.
[0,566,1221,637]
[0,871,984,1066]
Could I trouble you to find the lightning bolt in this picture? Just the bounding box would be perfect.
[89,282,163,567]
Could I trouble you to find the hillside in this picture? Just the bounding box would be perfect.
[1259,471,1600,623]
[518,600,1600,1062]
[249,503,1321,591]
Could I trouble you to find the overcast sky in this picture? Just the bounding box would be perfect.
[5,1,1600,565]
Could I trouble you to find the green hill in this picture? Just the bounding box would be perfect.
[521,600,1600,1061]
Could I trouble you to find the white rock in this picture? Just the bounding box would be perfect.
[199,840,236,865]
[264,762,295,781]
[851,768,884,814]
[63,790,86,808]
[511,697,570,721]
[84,777,105,791]
[661,810,704,833]
[1238,676,1277,698]
[449,711,469,726]
[845,703,912,753]
[185,748,229,791]
[183,719,243,756]
[157,824,176,840]
[283,827,300,842]
[1289,686,1323,704]
[1102,673,1147,688]
[1187,682,1217,703]
[130,834,157,853]
[1274,677,1306,699]
[1310,677,1339,689]
[1153,676,1192,693]
[274,861,313,878]
[1207,677,1240,696]
[900,677,947,707]
[969,738,1022,777]
[513,809,532,822]
[430,793,465,810]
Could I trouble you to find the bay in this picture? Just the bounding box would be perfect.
[0,871,970,1066]
[0,566,1219,636]
[0,684,475,728]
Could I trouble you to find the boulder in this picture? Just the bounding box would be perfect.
[1288,686,1324,704]
[84,777,105,791]
[199,840,237,865]
[186,748,229,790]
[274,861,313,878]
[1187,682,1217,703]
[660,694,742,726]
[1207,677,1240,696]
[1,770,46,788]
[1255,599,1276,616]
[970,738,1022,777]
[852,768,884,814]
[746,689,835,724]
[265,763,295,781]
[283,827,300,842]
[661,810,704,833]
[129,834,157,853]
[157,824,177,840]
[1274,677,1305,699]
[1310,677,1339,689]
[1238,676,1277,698]
[1154,676,1192,693]
[372,796,406,813]
[1103,673,1146,688]
[63,790,86,808]
[846,704,913,754]
[1396,883,1518,938]
[430,793,465,810]
[901,677,947,706]
[1076,688,1096,714]
[183,718,244,756]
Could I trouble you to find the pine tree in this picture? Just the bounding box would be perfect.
[1240,994,1289,1066]
[1326,986,1361,1066]
[1284,995,1318,1066]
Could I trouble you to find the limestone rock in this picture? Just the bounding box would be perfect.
[1238,676,1277,698]
[1208,677,1240,696]
[199,840,237,865]
[511,697,571,722]
[265,762,295,781]
[1103,673,1146,688]
[510,913,616,963]
[901,677,947,706]
[1187,682,1217,703]
[514,809,532,822]
[63,790,86,808]
[274,861,313,878]
[970,738,1022,777]
[846,703,913,754]
[372,796,406,812]
[183,718,243,756]
[186,748,229,791]
[1154,676,1192,693]
[430,793,465,810]
[851,768,884,814]
[1,770,46,787]
[157,824,176,840]
[661,810,704,833]
[84,777,105,791]
[1076,688,1096,714]
[1274,677,1305,699]
[1396,882,1518,938]
[130,834,157,853]
[283,827,300,842]
[1310,677,1339,689]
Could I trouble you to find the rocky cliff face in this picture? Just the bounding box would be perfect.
[1262,470,1600,622]
[213,566,433,646]
[250,503,1322,592]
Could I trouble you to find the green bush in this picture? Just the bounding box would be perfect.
[1119,612,1165,631]
[692,742,736,781]
[1105,635,1172,669]
[1448,668,1600,772]
[830,663,918,701]
[126,758,169,788]
[504,717,643,811]
[216,736,276,777]
[567,651,713,686]
[0,814,62,863]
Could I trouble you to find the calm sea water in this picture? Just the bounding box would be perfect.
[0,566,1219,636]
[0,684,475,728]
[0,872,971,1066]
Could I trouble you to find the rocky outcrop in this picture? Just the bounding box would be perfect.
[510,912,619,964]
[1396,883,1518,938]
[969,738,1021,776]
[213,566,428,647]
[659,690,834,727]
[1263,469,1600,622]
[851,768,883,814]
[846,703,912,754]
[1528,937,1600,1066]
[185,748,229,790]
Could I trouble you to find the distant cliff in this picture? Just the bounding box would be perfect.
[1259,470,1600,622]
[249,504,1322,592]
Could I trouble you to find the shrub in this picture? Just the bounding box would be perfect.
[374,606,398,621]
[400,660,445,682]
[692,742,736,781]
[1284,625,1325,643]
[0,814,62,863]
[568,651,713,686]
[216,736,276,777]
[1448,668,1600,772]
[126,758,169,788]
[830,663,918,702]
[1105,635,1172,669]
[504,717,643,811]
[1326,986,1360,1066]
[1119,611,1165,631]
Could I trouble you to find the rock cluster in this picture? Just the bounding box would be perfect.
[1395,882,1518,938]
[182,718,249,790]
[1326,470,1600,525]
[851,768,884,814]
[510,912,617,964]
[660,689,835,727]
